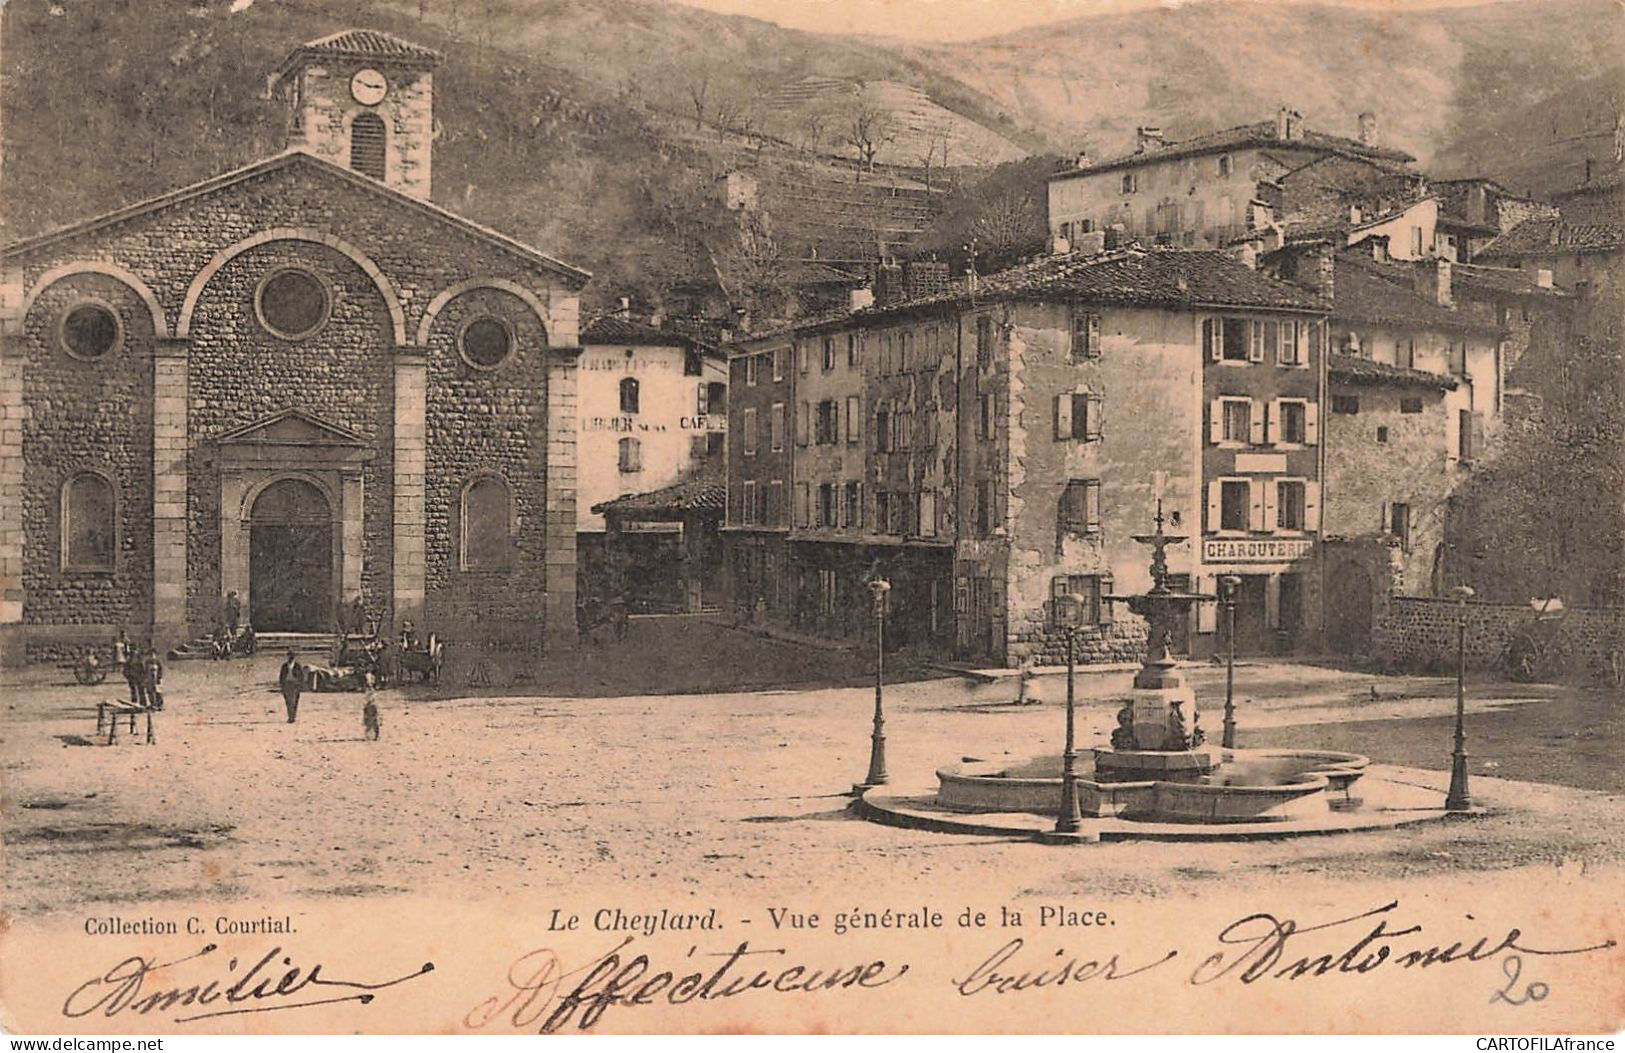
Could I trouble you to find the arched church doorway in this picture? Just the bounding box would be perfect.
[249,478,334,632]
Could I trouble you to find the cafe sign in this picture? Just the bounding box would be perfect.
[1202,537,1313,564]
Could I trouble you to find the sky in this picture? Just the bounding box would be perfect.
[669,0,1528,42]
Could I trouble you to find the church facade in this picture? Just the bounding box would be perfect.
[0,30,588,662]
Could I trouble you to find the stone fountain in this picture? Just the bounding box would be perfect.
[1094,501,1218,785]
[859,506,1408,838]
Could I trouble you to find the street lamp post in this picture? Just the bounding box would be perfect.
[1446,584,1475,811]
[854,577,892,793]
[1055,594,1086,834]
[1219,575,1242,749]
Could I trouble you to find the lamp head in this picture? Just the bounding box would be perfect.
[1219,574,1242,597]
[867,577,891,598]
[1057,592,1090,628]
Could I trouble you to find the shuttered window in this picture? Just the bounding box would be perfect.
[349,113,387,180]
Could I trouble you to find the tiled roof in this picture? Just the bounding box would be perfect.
[1332,254,1505,336]
[1553,172,1623,199]
[581,315,697,348]
[593,476,727,517]
[968,248,1327,310]
[736,248,1326,346]
[1451,262,1569,299]
[1478,218,1625,258]
[1328,354,1458,391]
[295,30,442,63]
[1052,120,1413,181]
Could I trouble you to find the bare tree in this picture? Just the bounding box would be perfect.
[918,125,949,192]
[970,186,1040,259]
[845,100,894,175]
[688,75,710,132]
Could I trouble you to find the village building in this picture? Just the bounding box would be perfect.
[1263,241,1559,653]
[1047,108,1415,251]
[0,30,589,663]
[723,248,1329,666]
[574,312,726,611]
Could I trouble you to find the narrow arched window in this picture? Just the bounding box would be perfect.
[619,377,640,415]
[350,113,387,180]
[460,476,511,570]
[63,471,116,572]
[618,437,641,473]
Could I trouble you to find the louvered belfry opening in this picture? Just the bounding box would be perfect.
[349,113,387,180]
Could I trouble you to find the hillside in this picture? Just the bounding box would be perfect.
[2,0,1618,320]
[908,0,1621,192]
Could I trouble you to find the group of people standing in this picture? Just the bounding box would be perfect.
[112,630,164,710]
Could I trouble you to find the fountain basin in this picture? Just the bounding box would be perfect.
[936,748,1370,824]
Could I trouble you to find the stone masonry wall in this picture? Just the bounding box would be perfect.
[9,157,582,653]
[20,272,156,645]
[185,240,396,630]
[1374,596,1625,672]
[422,285,551,635]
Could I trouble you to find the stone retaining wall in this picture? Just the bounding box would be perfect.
[1373,595,1625,673]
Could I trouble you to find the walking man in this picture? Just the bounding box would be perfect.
[118,631,141,705]
[279,649,305,724]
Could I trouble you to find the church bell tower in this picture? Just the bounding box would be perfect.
[271,29,441,201]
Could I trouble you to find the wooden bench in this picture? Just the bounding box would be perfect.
[95,699,156,745]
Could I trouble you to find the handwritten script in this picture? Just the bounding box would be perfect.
[62,944,434,1024]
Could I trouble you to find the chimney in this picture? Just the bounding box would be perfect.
[1357,112,1378,146]
[1075,149,1092,169]
[1276,107,1291,140]
[1536,268,1554,289]
[1049,233,1072,256]
[616,296,632,320]
[849,287,875,311]
[1584,158,1594,184]
[1135,126,1165,153]
[1414,257,1453,308]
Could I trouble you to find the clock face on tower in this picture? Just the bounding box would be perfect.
[349,69,388,106]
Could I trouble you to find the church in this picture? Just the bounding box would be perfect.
[0,30,589,663]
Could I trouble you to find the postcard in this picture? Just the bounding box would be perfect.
[2,0,1621,1035]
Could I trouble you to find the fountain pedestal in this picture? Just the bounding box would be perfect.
[1094,504,1217,783]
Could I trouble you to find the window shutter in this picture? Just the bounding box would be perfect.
[846,396,860,443]
[1197,574,1218,633]
[797,402,809,446]
[1264,479,1279,530]
[1208,399,1223,445]
[1205,319,1220,362]
[1054,393,1072,441]
[1249,478,1266,531]
[1248,321,1265,363]
[1086,480,1101,533]
[1249,400,1265,446]
[1207,480,1221,532]
[1264,399,1279,445]
[1296,322,1309,365]
[1098,574,1114,624]
[1305,402,1319,446]
[696,383,707,415]
[1305,481,1321,533]
[1087,313,1102,358]
[1084,395,1103,440]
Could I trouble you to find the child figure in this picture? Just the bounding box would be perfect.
[1014,656,1041,705]
[362,673,381,741]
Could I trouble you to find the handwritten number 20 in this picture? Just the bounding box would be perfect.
[1491,955,1550,1006]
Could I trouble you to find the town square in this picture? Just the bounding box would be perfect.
[0,0,1621,1036]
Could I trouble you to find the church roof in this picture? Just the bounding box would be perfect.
[0,149,591,287]
[296,29,443,63]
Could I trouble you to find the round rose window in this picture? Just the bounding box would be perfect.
[460,316,514,369]
[60,302,121,360]
[256,268,330,340]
